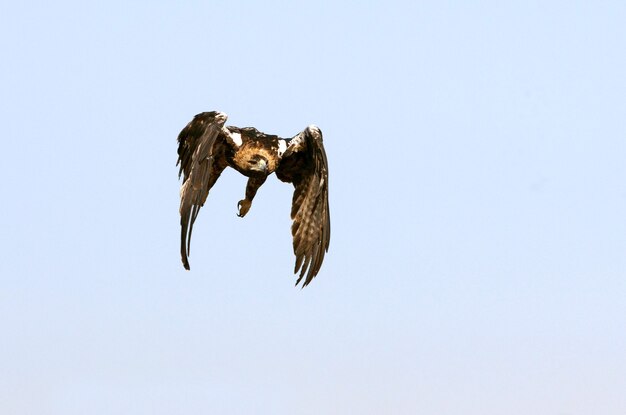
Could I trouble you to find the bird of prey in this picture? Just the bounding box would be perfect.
[176,111,330,287]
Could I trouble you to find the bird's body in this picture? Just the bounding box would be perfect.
[224,127,284,176]
[176,111,330,287]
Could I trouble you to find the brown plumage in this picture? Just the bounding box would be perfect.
[176,111,330,287]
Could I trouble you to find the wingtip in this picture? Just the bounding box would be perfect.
[294,266,316,288]
[182,256,191,270]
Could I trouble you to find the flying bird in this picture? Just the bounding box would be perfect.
[176,111,330,287]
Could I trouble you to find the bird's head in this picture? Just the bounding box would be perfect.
[247,155,269,174]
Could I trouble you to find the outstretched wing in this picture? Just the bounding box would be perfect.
[177,111,229,270]
[279,125,330,287]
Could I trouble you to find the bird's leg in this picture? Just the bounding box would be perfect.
[237,176,267,217]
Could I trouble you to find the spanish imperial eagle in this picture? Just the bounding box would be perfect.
[176,111,330,287]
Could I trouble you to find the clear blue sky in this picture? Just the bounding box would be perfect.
[1,1,625,414]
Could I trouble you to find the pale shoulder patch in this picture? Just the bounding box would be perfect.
[230,131,243,147]
[277,139,287,156]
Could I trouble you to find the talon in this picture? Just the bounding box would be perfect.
[237,199,251,217]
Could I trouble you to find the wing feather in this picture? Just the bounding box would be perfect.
[176,111,228,270]
[280,125,330,287]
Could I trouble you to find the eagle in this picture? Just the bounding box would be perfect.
[176,111,330,287]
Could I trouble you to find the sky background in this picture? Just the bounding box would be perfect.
[1,1,625,414]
